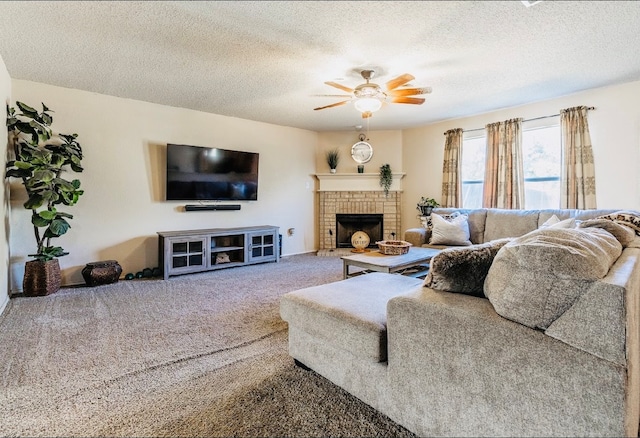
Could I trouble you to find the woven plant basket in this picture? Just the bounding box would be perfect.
[376,240,412,255]
[23,259,61,296]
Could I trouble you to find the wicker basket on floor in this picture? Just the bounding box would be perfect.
[376,240,412,255]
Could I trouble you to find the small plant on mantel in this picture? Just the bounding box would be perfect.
[326,148,340,173]
[5,101,84,296]
[379,163,392,196]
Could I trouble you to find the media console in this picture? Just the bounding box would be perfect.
[157,225,279,280]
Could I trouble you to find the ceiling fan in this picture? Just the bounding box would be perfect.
[313,70,432,118]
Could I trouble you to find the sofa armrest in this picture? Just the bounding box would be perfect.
[385,287,631,437]
[404,227,428,247]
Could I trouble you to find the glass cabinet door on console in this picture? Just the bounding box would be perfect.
[168,237,207,274]
[248,230,276,262]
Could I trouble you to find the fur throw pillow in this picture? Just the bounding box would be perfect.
[423,238,512,297]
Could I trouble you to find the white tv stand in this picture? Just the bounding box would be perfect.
[157,225,279,280]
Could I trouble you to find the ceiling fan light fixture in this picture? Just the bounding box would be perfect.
[354,97,382,113]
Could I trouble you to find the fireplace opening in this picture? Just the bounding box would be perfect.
[336,214,383,248]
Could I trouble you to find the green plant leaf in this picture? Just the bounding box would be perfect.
[31,214,50,227]
[16,101,37,117]
[24,194,44,210]
[48,218,70,236]
[38,209,57,220]
[32,169,56,183]
[30,246,68,261]
[13,160,33,170]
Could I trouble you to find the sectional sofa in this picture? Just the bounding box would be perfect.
[280,208,640,437]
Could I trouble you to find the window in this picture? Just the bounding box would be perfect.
[461,135,485,209]
[461,124,561,209]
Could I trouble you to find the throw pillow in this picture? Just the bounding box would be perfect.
[540,214,576,229]
[423,238,512,297]
[579,218,636,247]
[429,213,472,246]
[484,227,622,330]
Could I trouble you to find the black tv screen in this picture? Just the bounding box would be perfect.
[166,144,259,201]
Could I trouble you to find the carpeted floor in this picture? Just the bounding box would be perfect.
[0,253,416,437]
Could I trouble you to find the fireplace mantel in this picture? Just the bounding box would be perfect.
[315,172,405,192]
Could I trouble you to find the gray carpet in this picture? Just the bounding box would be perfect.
[0,253,416,437]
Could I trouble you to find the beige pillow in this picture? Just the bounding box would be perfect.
[540,214,576,229]
[429,213,472,246]
[484,227,622,330]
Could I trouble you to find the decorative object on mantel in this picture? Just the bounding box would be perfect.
[417,197,440,216]
[357,165,364,173]
[379,163,393,196]
[6,101,85,296]
[326,148,340,173]
[351,134,373,164]
[350,231,370,253]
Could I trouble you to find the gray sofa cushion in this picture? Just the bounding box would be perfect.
[280,272,422,362]
[483,208,540,242]
[423,238,512,297]
[484,227,622,330]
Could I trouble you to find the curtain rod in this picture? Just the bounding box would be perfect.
[445,106,596,134]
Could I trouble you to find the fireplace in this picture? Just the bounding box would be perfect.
[336,214,383,248]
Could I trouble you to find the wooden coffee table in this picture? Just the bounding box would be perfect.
[341,247,441,279]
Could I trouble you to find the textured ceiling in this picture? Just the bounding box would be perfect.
[0,1,639,132]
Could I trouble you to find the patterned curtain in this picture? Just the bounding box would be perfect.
[482,118,524,209]
[560,106,596,209]
[441,128,463,208]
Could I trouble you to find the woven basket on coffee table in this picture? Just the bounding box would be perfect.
[376,240,412,255]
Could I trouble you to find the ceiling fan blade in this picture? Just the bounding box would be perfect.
[361,111,373,119]
[388,87,432,97]
[324,81,354,93]
[314,100,349,111]
[391,96,426,105]
[312,94,353,98]
[386,73,415,91]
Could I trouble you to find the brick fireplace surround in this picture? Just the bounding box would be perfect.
[318,190,402,250]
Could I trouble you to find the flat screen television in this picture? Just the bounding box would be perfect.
[166,144,259,201]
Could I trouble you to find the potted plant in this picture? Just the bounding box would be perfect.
[379,163,392,196]
[5,101,84,296]
[326,148,339,173]
[416,197,440,216]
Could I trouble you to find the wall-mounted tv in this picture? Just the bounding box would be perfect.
[166,144,259,201]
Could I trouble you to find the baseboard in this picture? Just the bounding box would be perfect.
[0,292,9,316]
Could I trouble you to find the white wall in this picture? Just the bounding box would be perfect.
[9,80,318,291]
[0,55,10,312]
[402,80,640,232]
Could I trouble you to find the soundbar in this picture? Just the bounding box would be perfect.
[185,204,241,211]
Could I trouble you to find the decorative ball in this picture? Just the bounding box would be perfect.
[135,271,144,279]
[351,231,370,252]
[124,273,135,280]
[142,268,153,278]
